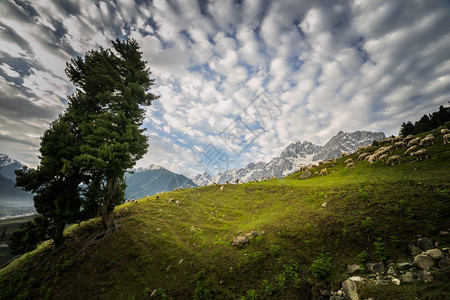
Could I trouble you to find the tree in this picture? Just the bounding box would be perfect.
[399,121,414,136]
[66,38,158,234]
[15,114,84,247]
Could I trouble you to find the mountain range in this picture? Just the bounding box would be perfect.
[0,154,32,201]
[193,130,386,185]
[125,165,197,199]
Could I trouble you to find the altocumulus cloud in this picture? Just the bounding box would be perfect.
[0,0,449,176]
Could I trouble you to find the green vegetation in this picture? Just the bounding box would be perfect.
[13,38,158,251]
[0,126,449,299]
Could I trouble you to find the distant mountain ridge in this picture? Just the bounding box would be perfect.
[192,130,386,185]
[125,165,197,199]
[0,154,33,201]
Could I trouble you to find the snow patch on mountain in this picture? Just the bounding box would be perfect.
[191,130,386,185]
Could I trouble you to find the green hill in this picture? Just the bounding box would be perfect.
[1,127,449,299]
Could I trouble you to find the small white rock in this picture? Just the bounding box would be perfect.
[392,278,401,285]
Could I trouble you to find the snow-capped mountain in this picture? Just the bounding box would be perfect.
[312,131,386,162]
[192,130,386,185]
[0,153,25,181]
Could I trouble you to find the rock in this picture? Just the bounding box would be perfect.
[368,274,377,279]
[426,249,443,260]
[409,245,423,256]
[347,264,361,274]
[392,278,401,285]
[400,272,414,284]
[396,262,414,271]
[386,266,397,276]
[438,258,450,268]
[342,278,359,300]
[366,262,384,273]
[330,296,345,300]
[300,171,312,179]
[439,231,449,236]
[231,230,265,249]
[418,270,434,283]
[321,202,327,207]
[413,254,436,270]
[417,237,434,251]
[348,276,364,282]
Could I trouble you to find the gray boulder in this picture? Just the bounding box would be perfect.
[366,262,384,273]
[396,262,414,271]
[418,270,434,283]
[400,272,414,284]
[300,171,312,179]
[342,278,359,300]
[438,258,450,268]
[426,249,443,260]
[386,266,397,276]
[409,245,423,256]
[413,254,436,270]
[347,264,361,274]
[417,237,434,251]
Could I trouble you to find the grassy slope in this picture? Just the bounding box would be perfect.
[0,127,449,300]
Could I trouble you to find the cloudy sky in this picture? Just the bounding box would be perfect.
[1,0,450,177]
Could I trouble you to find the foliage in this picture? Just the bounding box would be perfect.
[8,217,49,255]
[374,238,388,262]
[310,253,333,281]
[400,105,450,136]
[66,38,158,233]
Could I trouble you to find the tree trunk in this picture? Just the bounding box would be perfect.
[54,219,66,247]
[102,177,118,234]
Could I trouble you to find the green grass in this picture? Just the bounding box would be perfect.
[1,127,450,299]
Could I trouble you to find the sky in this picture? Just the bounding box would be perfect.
[1,0,450,177]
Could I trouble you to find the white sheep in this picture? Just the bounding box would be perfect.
[411,149,428,160]
[386,155,401,166]
[168,198,174,203]
[407,137,421,147]
[441,128,450,135]
[344,158,353,164]
[368,155,378,165]
[320,168,328,176]
[357,153,370,161]
[220,186,224,192]
[404,145,418,156]
[444,133,450,144]
[378,154,388,161]
[176,200,180,206]
[404,134,415,142]
[346,162,355,168]
[341,152,347,157]
[394,141,407,150]
[419,136,434,146]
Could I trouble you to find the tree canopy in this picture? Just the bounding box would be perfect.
[14,38,158,251]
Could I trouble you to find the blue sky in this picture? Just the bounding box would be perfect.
[0,0,450,177]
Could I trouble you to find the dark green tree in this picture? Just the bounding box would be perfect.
[65,38,158,233]
[15,115,84,247]
[399,121,414,136]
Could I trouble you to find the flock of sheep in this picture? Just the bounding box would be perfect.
[124,128,449,201]
[306,128,450,177]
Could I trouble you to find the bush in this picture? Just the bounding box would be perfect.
[9,216,49,255]
[310,253,332,280]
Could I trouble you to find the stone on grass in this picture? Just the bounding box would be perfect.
[438,258,450,268]
[300,171,312,179]
[409,245,423,256]
[347,264,361,274]
[413,254,436,270]
[392,278,401,285]
[366,262,384,273]
[426,249,443,260]
[418,270,434,283]
[400,272,414,284]
[342,278,359,300]
[417,237,434,251]
[396,262,414,271]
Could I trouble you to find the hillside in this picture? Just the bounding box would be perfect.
[0,127,449,299]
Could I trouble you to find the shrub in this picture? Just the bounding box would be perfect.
[310,253,332,281]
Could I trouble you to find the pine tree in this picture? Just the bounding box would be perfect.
[66,38,158,233]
